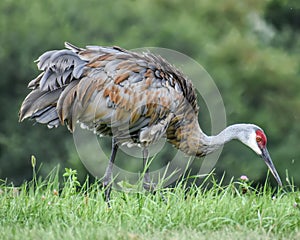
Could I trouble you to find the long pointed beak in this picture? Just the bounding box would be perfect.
[261,147,282,186]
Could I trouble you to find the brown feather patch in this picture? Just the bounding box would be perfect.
[114,72,129,84]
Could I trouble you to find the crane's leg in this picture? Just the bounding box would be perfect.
[142,148,167,203]
[102,138,118,206]
[142,148,155,192]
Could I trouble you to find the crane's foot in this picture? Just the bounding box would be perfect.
[143,170,157,192]
[143,180,167,204]
[143,181,157,192]
[102,179,113,207]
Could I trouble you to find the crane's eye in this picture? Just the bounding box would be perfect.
[256,136,262,143]
[255,129,267,148]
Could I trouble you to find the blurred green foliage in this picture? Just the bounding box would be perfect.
[0,0,299,186]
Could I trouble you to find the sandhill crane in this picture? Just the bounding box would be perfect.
[19,42,282,203]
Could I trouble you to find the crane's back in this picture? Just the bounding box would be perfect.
[19,43,199,149]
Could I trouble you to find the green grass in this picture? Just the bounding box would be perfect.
[0,167,299,240]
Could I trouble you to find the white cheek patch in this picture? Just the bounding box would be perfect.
[246,131,262,155]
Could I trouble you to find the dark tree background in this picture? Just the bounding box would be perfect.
[0,0,299,186]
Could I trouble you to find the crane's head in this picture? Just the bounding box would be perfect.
[239,124,282,186]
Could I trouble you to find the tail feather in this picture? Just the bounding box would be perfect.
[19,43,87,130]
[64,42,84,53]
[57,80,80,131]
[19,89,46,121]
[35,50,57,70]
[19,88,63,127]
[29,47,86,92]
[32,106,59,126]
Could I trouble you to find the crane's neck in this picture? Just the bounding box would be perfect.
[201,124,248,155]
[177,121,247,157]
